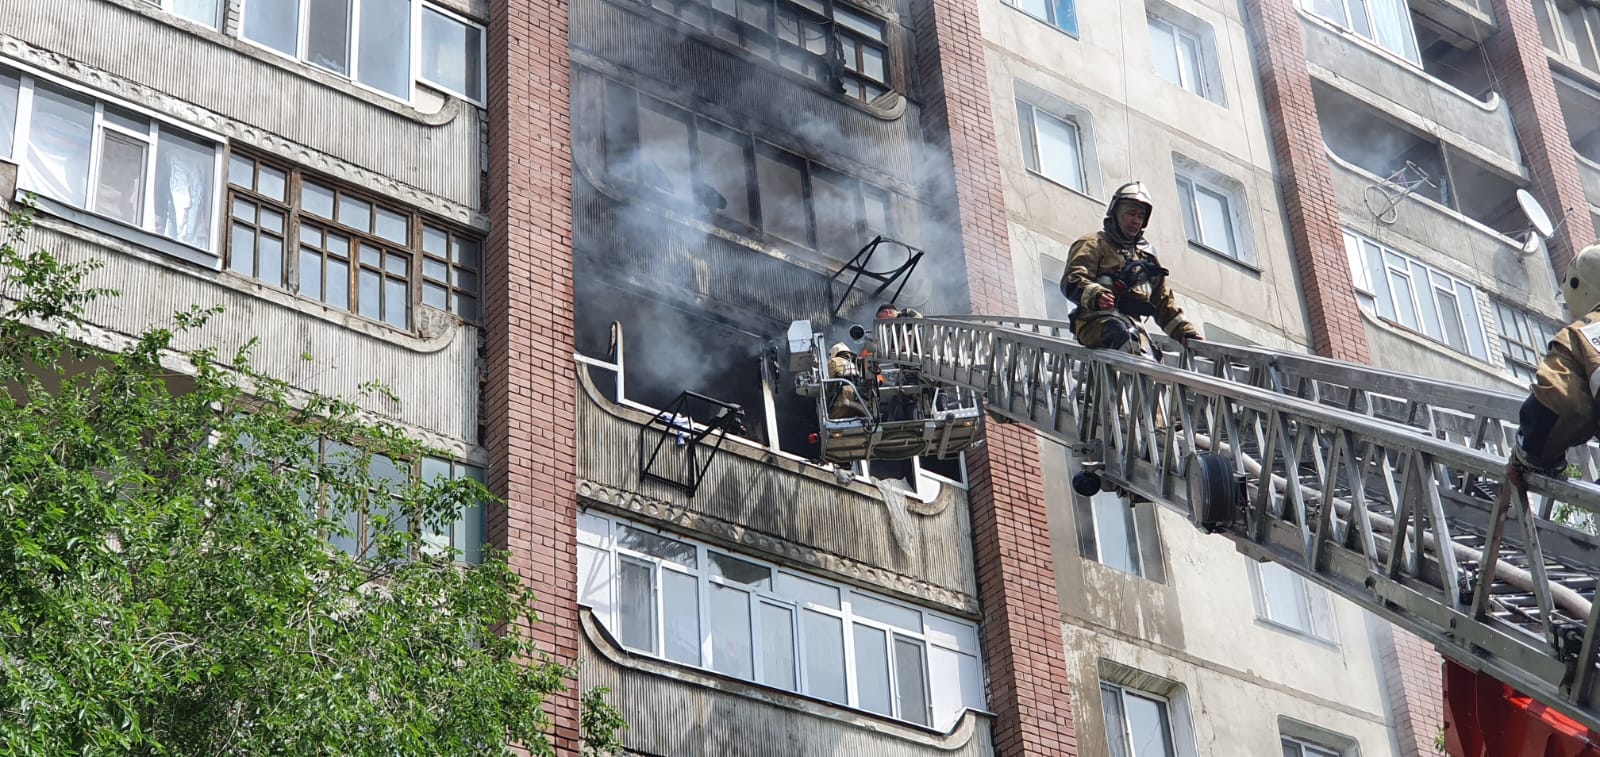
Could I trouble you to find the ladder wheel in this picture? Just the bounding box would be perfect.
[1188,452,1238,531]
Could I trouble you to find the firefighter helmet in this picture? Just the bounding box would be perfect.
[829,342,853,358]
[1564,244,1600,320]
[1104,182,1155,246]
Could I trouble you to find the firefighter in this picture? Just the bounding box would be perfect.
[1507,244,1600,488]
[826,342,871,420]
[1060,182,1201,354]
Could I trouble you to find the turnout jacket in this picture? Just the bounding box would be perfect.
[1524,308,1600,466]
[1059,231,1199,345]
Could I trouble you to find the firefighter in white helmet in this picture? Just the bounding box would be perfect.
[1060,182,1202,355]
[1508,243,1600,486]
[826,342,871,420]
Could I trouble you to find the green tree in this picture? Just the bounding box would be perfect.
[0,206,622,755]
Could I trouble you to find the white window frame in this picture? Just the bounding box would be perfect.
[576,512,984,729]
[1146,12,1221,105]
[1543,0,1600,74]
[141,0,226,28]
[1001,0,1079,36]
[1248,559,1337,643]
[1282,736,1344,757]
[237,0,487,105]
[1017,98,1087,193]
[2,62,226,257]
[1083,490,1149,578]
[1302,0,1420,65]
[1099,680,1182,757]
[1342,229,1490,360]
[1493,301,1560,384]
[1174,167,1250,264]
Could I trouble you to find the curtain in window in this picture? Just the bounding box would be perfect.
[22,86,94,208]
[154,131,215,249]
[1367,0,1420,63]
[0,73,19,160]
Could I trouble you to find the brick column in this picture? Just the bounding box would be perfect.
[1485,0,1595,275]
[1376,624,1446,755]
[485,0,580,751]
[911,0,1076,754]
[1241,0,1369,363]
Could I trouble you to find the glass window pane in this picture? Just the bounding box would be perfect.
[454,235,478,269]
[1017,0,1050,23]
[95,132,148,224]
[102,106,148,135]
[711,584,754,679]
[861,45,886,82]
[811,170,859,257]
[710,552,772,587]
[1034,110,1084,190]
[1459,281,1487,359]
[299,248,323,299]
[306,0,353,75]
[383,278,407,328]
[801,610,847,702]
[1092,492,1142,575]
[618,557,657,653]
[1195,186,1235,256]
[1050,0,1078,32]
[697,124,751,225]
[1283,740,1301,757]
[22,85,95,207]
[173,0,223,27]
[756,148,810,245]
[850,593,922,630]
[1148,19,1181,86]
[1176,177,1199,243]
[423,224,448,255]
[1435,286,1465,350]
[616,524,698,567]
[231,223,256,275]
[0,72,18,160]
[862,186,891,240]
[1362,240,1393,322]
[893,637,929,725]
[1101,684,1130,757]
[759,603,797,690]
[1123,692,1175,757]
[835,7,884,39]
[369,206,407,244]
[1387,267,1419,331]
[359,269,382,318]
[663,569,701,665]
[338,194,372,231]
[259,165,287,201]
[303,182,335,218]
[357,0,412,98]
[326,257,349,308]
[852,624,892,716]
[228,153,254,189]
[1259,561,1310,631]
[244,0,301,54]
[421,7,484,100]
[1177,32,1203,94]
[153,130,216,249]
[1017,101,1040,174]
[778,572,841,609]
[260,234,284,287]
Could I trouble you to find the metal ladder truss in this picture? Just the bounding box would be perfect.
[874,315,1600,734]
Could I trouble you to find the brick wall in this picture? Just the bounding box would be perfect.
[1240,0,1370,364]
[485,0,580,751]
[1486,0,1596,275]
[911,0,1077,753]
[1378,624,1446,756]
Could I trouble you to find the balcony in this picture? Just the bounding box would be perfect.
[573,357,980,616]
[1300,8,1517,162]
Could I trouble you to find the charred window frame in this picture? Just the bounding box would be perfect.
[637,0,892,102]
[602,81,897,255]
[226,151,481,327]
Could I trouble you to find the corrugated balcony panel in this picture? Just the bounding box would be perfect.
[579,611,996,756]
[571,0,925,189]
[1301,14,1517,161]
[575,366,980,615]
[7,0,480,208]
[26,223,479,444]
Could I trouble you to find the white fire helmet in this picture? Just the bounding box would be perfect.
[828,342,853,358]
[1564,244,1600,321]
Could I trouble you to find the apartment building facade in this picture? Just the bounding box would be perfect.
[982,0,1594,754]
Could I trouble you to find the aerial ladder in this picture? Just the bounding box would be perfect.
[871,315,1600,757]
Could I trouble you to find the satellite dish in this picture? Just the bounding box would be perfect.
[1518,189,1556,238]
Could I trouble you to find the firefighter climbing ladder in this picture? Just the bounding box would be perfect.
[873,315,1600,736]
